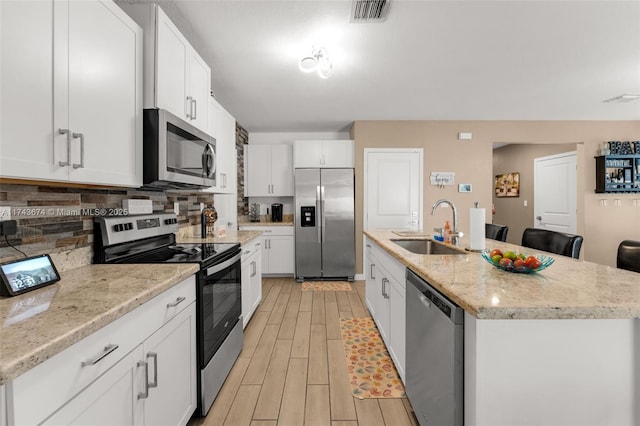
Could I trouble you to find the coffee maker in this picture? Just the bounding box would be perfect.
[271,203,283,222]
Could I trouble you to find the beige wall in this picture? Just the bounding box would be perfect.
[351,120,640,273]
[492,143,577,246]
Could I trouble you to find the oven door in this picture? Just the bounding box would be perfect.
[198,248,242,368]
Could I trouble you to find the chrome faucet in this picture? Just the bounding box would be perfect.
[431,199,462,245]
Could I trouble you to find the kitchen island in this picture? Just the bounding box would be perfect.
[365,230,640,426]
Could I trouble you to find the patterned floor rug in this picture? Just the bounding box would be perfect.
[340,317,406,399]
[301,281,352,291]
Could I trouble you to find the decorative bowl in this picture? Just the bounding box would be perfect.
[481,250,555,274]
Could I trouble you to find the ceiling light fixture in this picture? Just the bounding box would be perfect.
[603,94,640,103]
[298,46,333,79]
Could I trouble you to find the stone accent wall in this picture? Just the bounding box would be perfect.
[236,122,249,216]
[0,183,214,262]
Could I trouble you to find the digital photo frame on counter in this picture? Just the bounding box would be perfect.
[0,254,60,297]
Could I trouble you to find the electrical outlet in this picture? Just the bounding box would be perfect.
[174,202,179,215]
[523,200,528,207]
[0,207,11,221]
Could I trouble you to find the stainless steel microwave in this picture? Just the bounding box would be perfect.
[142,109,216,189]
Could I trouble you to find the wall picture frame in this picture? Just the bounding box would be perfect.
[495,172,520,197]
[458,184,472,193]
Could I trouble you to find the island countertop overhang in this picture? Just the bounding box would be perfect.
[364,230,640,320]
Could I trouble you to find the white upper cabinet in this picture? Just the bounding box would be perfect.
[155,6,210,133]
[293,140,354,168]
[122,4,211,134]
[0,0,143,187]
[204,96,237,194]
[245,145,293,197]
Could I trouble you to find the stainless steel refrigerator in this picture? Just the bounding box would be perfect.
[295,168,355,281]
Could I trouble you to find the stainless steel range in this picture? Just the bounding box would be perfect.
[93,212,242,417]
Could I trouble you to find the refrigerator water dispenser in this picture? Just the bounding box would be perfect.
[300,206,316,227]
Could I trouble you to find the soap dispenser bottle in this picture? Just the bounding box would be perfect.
[444,220,452,244]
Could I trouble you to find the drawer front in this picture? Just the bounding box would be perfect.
[241,238,261,261]
[370,240,406,289]
[11,275,195,425]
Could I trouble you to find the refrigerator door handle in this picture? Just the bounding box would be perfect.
[320,185,326,242]
[316,185,322,243]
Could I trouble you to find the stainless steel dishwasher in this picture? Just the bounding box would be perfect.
[406,269,464,426]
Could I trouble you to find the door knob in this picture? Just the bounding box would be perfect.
[536,216,542,221]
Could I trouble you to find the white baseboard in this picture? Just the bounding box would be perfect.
[354,273,365,281]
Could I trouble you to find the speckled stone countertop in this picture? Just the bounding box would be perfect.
[365,230,640,320]
[177,229,263,245]
[238,220,294,227]
[0,263,198,384]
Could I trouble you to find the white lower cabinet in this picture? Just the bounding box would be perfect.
[140,304,197,426]
[42,345,144,426]
[240,226,294,275]
[241,238,263,328]
[364,237,406,382]
[8,276,196,426]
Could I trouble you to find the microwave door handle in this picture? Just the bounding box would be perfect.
[202,147,208,177]
[205,144,215,178]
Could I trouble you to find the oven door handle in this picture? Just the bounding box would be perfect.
[205,252,241,276]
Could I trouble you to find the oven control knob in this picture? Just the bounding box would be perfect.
[113,224,122,232]
[165,218,177,225]
[125,223,133,230]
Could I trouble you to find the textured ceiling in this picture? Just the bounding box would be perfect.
[137,1,640,132]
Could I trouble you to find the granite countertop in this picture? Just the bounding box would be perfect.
[177,229,263,245]
[365,230,640,320]
[238,220,294,227]
[0,263,199,384]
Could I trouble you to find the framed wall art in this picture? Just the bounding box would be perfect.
[495,172,520,197]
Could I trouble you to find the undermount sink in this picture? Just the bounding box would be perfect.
[390,239,465,255]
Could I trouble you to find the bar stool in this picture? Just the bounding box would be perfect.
[617,240,640,273]
[521,228,583,259]
[485,223,508,242]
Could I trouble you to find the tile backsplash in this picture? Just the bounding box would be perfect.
[0,183,214,265]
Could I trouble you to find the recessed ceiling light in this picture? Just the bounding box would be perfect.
[603,94,640,103]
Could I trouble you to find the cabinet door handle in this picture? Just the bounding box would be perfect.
[382,278,389,299]
[366,244,371,248]
[58,128,71,166]
[186,96,193,119]
[166,296,186,308]
[147,352,158,389]
[137,360,149,399]
[192,99,197,120]
[81,344,119,367]
[71,132,84,169]
[370,264,375,280]
[251,261,256,277]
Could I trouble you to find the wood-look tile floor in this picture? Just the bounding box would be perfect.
[189,277,418,426]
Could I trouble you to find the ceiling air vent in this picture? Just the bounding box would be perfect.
[350,0,390,23]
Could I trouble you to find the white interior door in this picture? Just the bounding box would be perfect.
[364,149,423,230]
[534,152,577,233]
